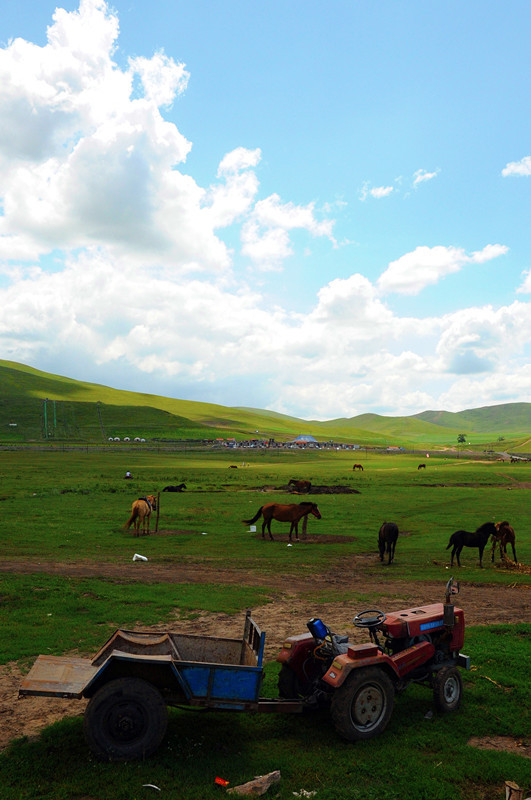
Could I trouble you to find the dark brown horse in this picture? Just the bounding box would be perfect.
[417,463,426,470]
[288,479,312,493]
[491,521,517,563]
[243,502,321,541]
[162,483,186,492]
[446,522,497,567]
[124,495,157,536]
[378,522,399,564]
[352,464,364,471]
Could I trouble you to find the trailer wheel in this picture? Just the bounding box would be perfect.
[83,678,168,761]
[433,667,462,713]
[331,668,394,741]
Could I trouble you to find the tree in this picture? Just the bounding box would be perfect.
[457,433,466,444]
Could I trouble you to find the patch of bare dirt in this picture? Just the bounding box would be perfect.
[468,736,531,758]
[1,555,529,754]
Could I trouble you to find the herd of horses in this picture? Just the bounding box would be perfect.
[121,475,519,568]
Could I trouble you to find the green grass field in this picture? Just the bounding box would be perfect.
[0,448,529,799]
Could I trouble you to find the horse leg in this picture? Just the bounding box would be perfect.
[511,542,517,562]
[261,520,267,539]
[266,520,274,541]
[478,545,485,567]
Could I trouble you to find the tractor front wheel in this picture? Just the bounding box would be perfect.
[83,677,168,761]
[331,668,394,741]
[433,667,462,713]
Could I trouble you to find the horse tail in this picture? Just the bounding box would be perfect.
[445,535,454,550]
[243,507,263,525]
[124,508,139,529]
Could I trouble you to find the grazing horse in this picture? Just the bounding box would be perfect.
[446,522,497,568]
[124,495,157,536]
[491,521,517,563]
[243,502,321,541]
[417,463,426,470]
[162,483,186,492]
[378,522,399,565]
[352,464,364,471]
[288,479,312,493]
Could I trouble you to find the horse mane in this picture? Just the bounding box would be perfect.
[476,521,496,533]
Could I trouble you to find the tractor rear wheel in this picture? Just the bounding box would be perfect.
[331,668,394,741]
[83,677,168,761]
[433,667,462,712]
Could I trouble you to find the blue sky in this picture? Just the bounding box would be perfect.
[0,0,530,419]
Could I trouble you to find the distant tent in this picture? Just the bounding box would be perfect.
[291,434,318,444]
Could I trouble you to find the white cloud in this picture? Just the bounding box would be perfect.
[241,193,335,271]
[0,0,250,272]
[360,182,394,201]
[517,270,531,293]
[502,156,531,176]
[413,168,439,186]
[377,244,508,296]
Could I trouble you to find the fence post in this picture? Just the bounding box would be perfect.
[155,492,160,532]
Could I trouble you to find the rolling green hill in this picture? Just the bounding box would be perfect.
[0,359,530,448]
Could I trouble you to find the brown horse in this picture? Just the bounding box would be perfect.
[288,479,312,493]
[352,464,364,471]
[378,522,399,564]
[417,463,426,470]
[124,495,157,536]
[243,502,321,541]
[491,521,517,563]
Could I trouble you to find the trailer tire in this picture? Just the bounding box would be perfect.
[83,677,168,761]
[331,668,394,741]
[433,667,462,713]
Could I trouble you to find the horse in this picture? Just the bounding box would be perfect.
[243,502,321,541]
[491,521,517,563]
[162,484,186,492]
[352,464,364,471]
[445,522,497,568]
[288,479,312,493]
[378,522,399,565]
[124,495,157,536]
[417,463,426,470]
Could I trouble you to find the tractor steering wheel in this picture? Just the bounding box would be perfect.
[353,609,386,629]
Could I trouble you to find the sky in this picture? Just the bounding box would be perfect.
[0,0,530,420]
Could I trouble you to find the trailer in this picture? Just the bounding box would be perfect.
[20,611,300,761]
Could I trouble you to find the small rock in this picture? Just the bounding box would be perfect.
[227,770,281,796]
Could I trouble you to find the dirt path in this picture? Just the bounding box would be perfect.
[1,557,529,753]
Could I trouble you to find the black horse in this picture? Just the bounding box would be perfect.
[162,483,187,492]
[446,522,497,568]
[378,522,399,565]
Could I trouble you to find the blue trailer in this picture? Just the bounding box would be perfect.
[20,611,301,761]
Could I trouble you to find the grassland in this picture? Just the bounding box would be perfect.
[0,447,529,799]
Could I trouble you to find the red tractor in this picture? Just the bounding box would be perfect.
[277,578,469,741]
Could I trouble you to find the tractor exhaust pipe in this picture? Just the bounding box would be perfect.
[443,577,459,628]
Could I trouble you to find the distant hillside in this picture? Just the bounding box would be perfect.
[413,404,531,433]
[0,360,530,447]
